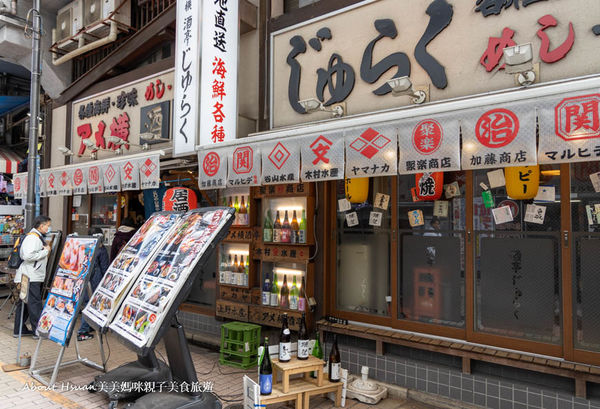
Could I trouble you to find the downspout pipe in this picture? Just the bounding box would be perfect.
[53,20,118,66]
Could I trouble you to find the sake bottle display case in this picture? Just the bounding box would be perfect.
[218,243,251,287]
[215,183,316,331]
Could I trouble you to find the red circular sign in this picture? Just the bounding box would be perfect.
[73,169,84,186]
[149,314,156,323]
[203,152,220,177]
[475,108,519,148]
[412,119,443,155]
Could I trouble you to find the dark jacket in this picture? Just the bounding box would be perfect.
[91,246,110,289]
[110,226,136,261]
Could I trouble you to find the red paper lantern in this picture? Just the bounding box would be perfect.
[163,187,198,211]
[413,172,444,201]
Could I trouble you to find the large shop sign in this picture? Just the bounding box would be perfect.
[197,89,600,189]
[271,0,600,127]
[71,70,174,163]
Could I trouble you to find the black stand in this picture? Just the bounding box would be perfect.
[126,318,221,409]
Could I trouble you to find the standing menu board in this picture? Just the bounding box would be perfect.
[83,212,181,330]
[110,208,233,350]
[38,236,99,346]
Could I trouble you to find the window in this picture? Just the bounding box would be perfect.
[397,172,466,328]
[335,177,391,316]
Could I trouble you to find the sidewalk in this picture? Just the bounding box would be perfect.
[0,310,437,408]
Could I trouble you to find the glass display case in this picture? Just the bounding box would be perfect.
[218,243,250,287]
[261,196,309,245]
[260,261,307,311]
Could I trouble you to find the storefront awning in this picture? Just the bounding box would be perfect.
[0,96,28,116]
[195,74,600,189]
[13,150,168,199]
[0,148,22,174]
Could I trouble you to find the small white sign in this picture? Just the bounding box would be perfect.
[73,195,82,207]
[487,169,506,188]
[338,198,351,212]
[444,181,460,198]
[408,210,424,227]
[480,182,489,191]
[369,211,382,227]
[345,212,359,227]
[534,186,555,202]
[433,200,449,218]
[524,204,546,225]
[374,193,390,210]
[492,206,513,224]
[591,172,600,193]
[586,205,599,225]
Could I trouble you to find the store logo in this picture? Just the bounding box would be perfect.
[413,119,443,155]
[60,171,68,187]
[105,165,116,183]
[475,108,519,148]
[141,158,156,177]
[555,94,600,141]
[123,161,134,180]
[89,166,100,185]
[48,173,55,188]
[350,128,391,159]
[73,169,84,186]
[233,146,253,174]
[203,152,220,177]
[309,135,333,165]
[268,143,290,170]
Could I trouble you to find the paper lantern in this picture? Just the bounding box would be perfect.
[505,166,540,200]
[414,172,443,201]
[345,178,369,203]
[163,187,198,211]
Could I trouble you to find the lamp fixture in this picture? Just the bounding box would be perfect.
[386,76,427,104]
[58,146,74,156]
[107,136,150,151]
[503,43,536,86]
[298,98,344,118]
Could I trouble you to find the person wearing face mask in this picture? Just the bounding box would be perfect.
[14,215,52,338]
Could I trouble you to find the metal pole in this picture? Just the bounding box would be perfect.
[25,0,42,230]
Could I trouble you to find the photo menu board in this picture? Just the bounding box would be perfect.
[83,212,181,330]
[38,236,99,346]
[110,208,233,349]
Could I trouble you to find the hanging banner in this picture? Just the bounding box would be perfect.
[261,139,300,185]
[72,167,87,195]
[139,155,161,190]
[345,125,397,178]
[461,104,537,170]
[87,165,104,194]
[398,116,461,174]
[300,131,345,182]
[120,160,140,191]
[199,0,238,146]
[13,172,26,199]
[46,170,58,196]
[103,163,121,193]
[57,169,73,196]
[39,171,47,198]
[227,145,261,187]
[198,148,227,190]
[538,92,600,164]
[173,0,200,156]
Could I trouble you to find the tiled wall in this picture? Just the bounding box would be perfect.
[178,310,222,336]
[322,337,600,409]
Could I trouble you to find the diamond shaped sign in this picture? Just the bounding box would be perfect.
[268,142,291,170]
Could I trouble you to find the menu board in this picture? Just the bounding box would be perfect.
[38,236,99,346]
[83,212,181,330]
[109,208,233,349]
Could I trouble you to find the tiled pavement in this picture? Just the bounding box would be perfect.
[0,310,437,409]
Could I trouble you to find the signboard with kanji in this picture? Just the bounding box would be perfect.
[538,92,600,164]
[227,145,261,187]
[398,116,461,174]
[57,169,73,196]
[72,70,173,163]
[139,155,161,190]
[120,160,140,191]
[102,164,121,193]
[199,0,239,146]
[198,149,227,190]
[261,139,300,185]
[72,168,87,195]
[300,131,344,182]
[461,103,537,170]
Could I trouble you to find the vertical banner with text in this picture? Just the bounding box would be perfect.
[199,0,239,146]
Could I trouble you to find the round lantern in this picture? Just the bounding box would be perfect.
[163,187,198,211]
[414,172,443,201]
[505,166,540,200]
[345,178,369,203]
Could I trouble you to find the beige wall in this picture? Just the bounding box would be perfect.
[238,0,260,137]
[49,105,67,228]
[271,0,600,127]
